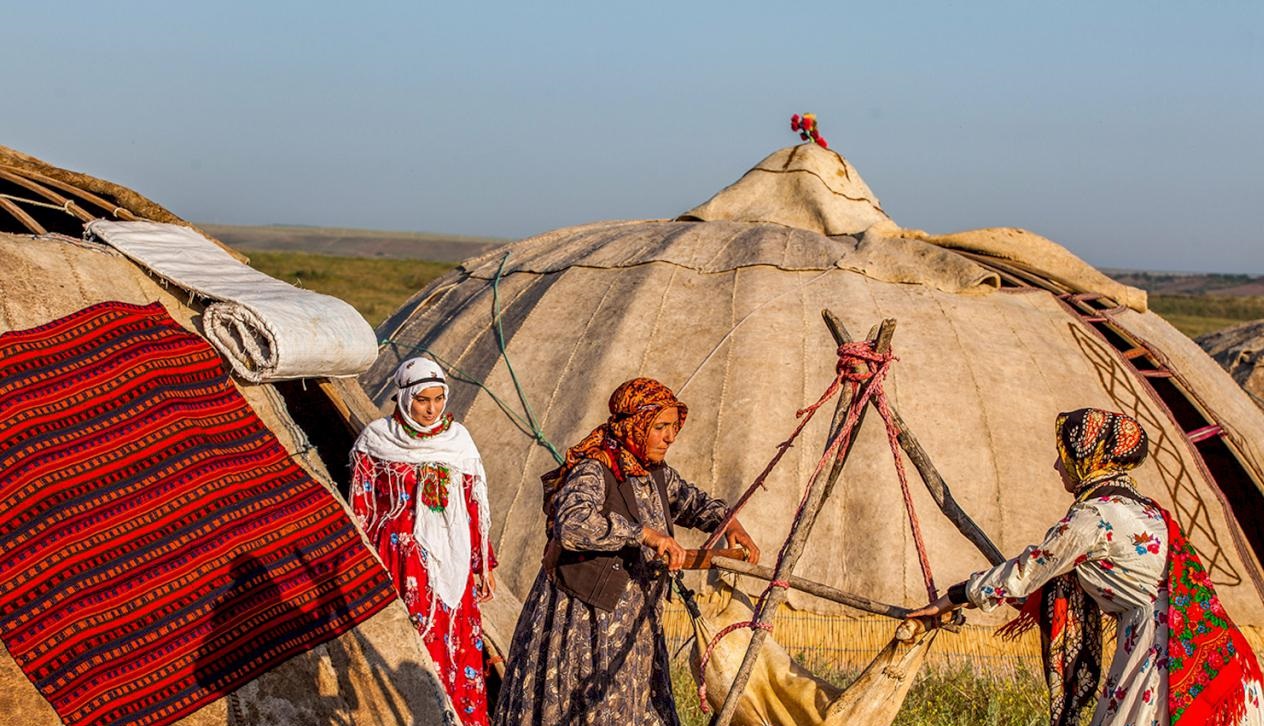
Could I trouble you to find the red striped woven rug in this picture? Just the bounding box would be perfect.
[0,301,396,726]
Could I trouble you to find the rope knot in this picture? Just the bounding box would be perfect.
[834,340,897,382]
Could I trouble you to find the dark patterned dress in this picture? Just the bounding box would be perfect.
[493,459,728,726]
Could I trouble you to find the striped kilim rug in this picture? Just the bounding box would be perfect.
[0,301,396,726]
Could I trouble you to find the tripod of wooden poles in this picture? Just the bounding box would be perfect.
[678,310,1006,726]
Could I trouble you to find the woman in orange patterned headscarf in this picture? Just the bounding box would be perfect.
[544,377,690,502]
[494,377,758,726]
[910,408,1263,726]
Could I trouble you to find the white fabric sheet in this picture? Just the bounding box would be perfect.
[87,220,378,382]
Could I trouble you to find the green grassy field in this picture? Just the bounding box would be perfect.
[241,249,455,327]
[1148,294,1264,338]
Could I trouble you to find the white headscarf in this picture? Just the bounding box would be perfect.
[392,357,450,432]
[352,357,491,614]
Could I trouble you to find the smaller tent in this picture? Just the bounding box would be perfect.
[1201,320,1264,410]
[0,145,455,726]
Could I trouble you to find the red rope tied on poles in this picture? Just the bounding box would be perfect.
[695,338,938,713]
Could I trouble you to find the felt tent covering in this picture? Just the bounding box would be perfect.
[0,147,455,725]
[366,142,1264,652]
[86,220,379,383]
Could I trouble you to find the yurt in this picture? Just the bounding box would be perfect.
[1201,320,1264,411]
[0,145,455,725]
[364,141,1264,681]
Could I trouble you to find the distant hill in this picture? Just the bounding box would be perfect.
[1104,269,1264,297]
[1091,270,1264,337]
[198,223,506,263]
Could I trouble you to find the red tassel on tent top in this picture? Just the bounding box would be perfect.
[789,113,828,149]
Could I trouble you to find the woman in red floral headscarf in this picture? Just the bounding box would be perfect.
[493,378,759,726]
[909,408,1263,726]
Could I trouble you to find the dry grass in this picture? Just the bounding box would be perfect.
[669,659,1050,726]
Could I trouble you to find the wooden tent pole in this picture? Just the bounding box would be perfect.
[709,319,896,726]
[318,378,383,435]
[709,555,910,620]
[0,197,46,235]
[0,168,93,222]
[821,310,1004,566]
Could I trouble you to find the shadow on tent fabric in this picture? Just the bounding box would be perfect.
[298,546,458,725]
[195,549,454,725]
[194,551,355,726]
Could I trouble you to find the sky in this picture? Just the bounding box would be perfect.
[5,2,1262,273]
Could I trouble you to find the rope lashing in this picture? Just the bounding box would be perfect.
[488,252,564,464]
[407,252,565,466]
[0,193,79,214]
[779,341,938,602]
[697,570,795,711]
[695,336,939,713]
[696,619,776,710]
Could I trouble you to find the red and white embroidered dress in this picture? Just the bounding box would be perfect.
[352,410,495,726]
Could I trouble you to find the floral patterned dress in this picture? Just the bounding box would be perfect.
[966,490,1264,725]
[492,459,728,726]
[352,453,497,726]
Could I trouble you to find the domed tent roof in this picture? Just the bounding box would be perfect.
[0,146,455,725]
[1200,320,1264,410]
[677,143,891,236]
[366,144,1264,639]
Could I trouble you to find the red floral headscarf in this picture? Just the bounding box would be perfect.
[1055,408,1148,492]
[541,378,687,510]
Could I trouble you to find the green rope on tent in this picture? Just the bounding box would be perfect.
[413,252,564,466]
[490,253,565,465]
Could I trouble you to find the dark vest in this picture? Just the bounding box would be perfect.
[547,464,672,612]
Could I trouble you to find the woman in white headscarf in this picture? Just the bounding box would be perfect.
[351,357,496,726]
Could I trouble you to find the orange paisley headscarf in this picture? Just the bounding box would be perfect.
[1055,407,1148,493]
[541,378,688,510]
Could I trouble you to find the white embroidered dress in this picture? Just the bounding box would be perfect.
[965,491,1264,726]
